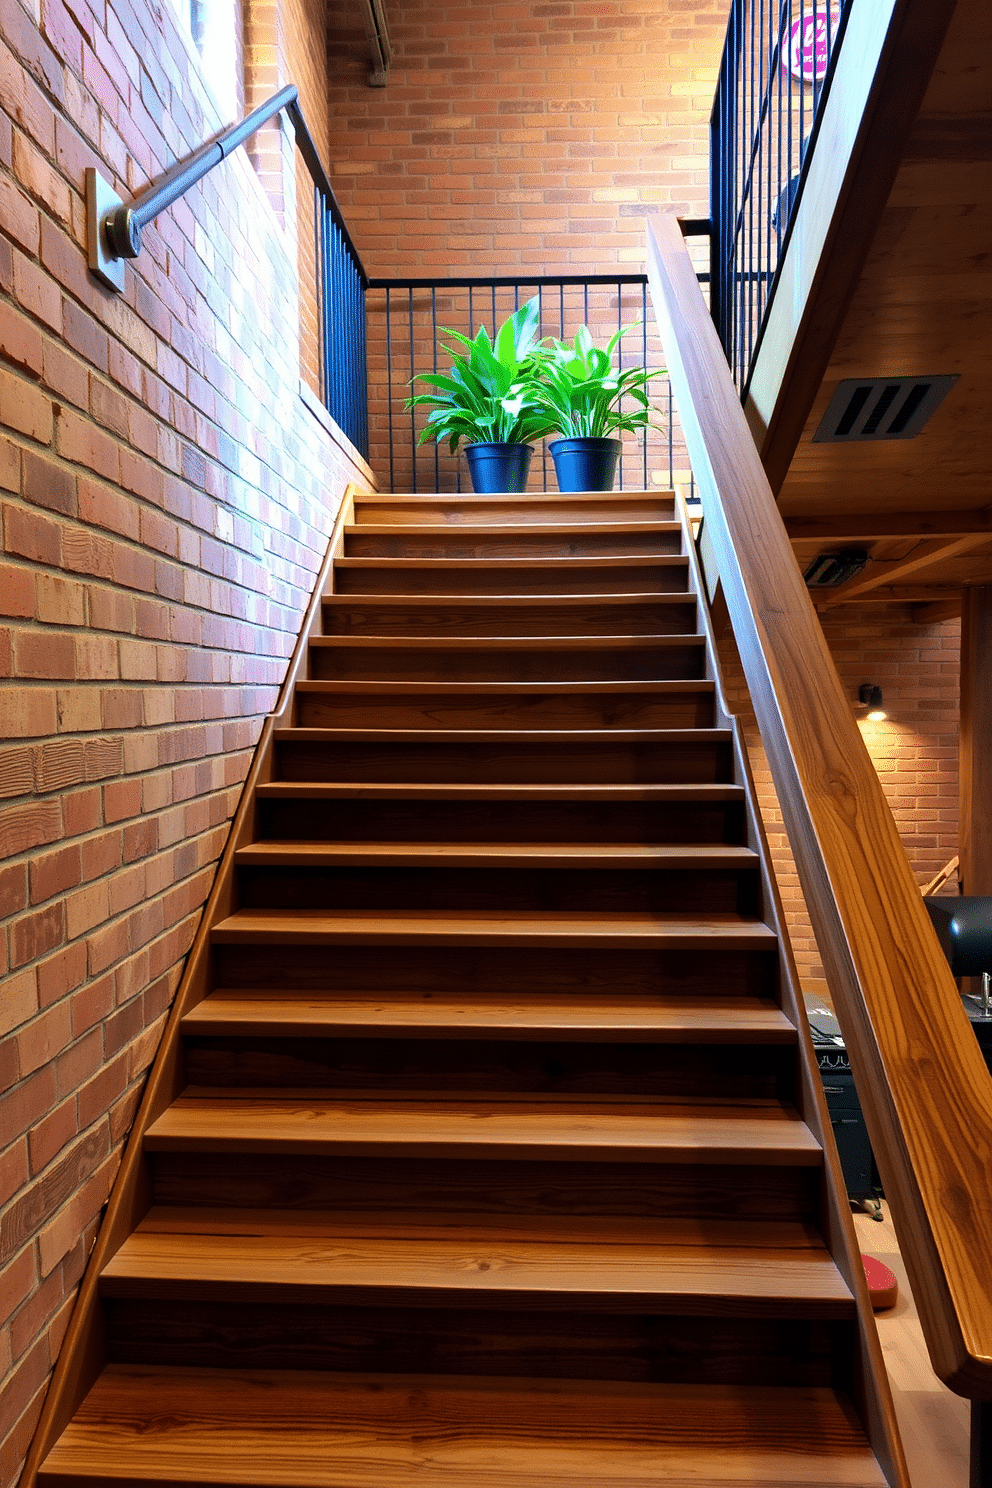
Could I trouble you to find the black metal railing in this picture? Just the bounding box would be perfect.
[87,85,369,458]
[365,275,680,495]
[710,0,852,392]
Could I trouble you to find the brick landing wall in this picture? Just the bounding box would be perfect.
[0,0,370,1478]
[719,605,961,1002]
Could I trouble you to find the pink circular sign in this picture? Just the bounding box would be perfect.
[784,8,840,82]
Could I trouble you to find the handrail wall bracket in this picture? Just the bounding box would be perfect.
[85,169,128,292]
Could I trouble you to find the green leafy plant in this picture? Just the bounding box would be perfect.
[532,323,666,438]
[406,297,556,452]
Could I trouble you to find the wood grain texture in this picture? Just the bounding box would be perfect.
[181,990,796,1041]
[143,1091,823,1164]
[38,1367,889,1488]
[209,907,778,949]
[648,209,992,1398]
[100,1209,852,1315]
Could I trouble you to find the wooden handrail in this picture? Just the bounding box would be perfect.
[646,211,992,1399]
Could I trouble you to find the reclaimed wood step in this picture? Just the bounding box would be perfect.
[143,1091,822,1165]
[319,593,699,637]
[233,842,759,869]
[38,1366,888,1488]
[342,523,683,560]
[293,680,716,731]
[210,907,778,950]
[254,781,745,800]
[181,990,795,1042]
[306,635,706,683]
[332,556,690,595]
[100,1210,852,1317]
[352,491,676,525]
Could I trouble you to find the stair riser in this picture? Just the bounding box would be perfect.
[211,943,779,999]
[321,598,699,637]
[273,736,734,784]
[104,1299,854,1388]
[294,691,716,731]
[150,1153,820,1223]
[255,798,747,844]
[352,498,677,526]
[343,531,682,559]
[306,644,706,684]
[182,1037,795,1101]
[233,865,760,916]
[333,563,690,595]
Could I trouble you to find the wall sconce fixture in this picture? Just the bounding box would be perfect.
[858,684,887,722]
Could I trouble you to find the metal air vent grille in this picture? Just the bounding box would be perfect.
[813,375,958,443]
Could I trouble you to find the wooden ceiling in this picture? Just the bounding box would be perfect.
[772,0,992,618]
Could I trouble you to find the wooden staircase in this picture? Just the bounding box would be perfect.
[29,485,904,1487]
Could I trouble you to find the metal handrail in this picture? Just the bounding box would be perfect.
[86,85,370,458]
[93,85,367,283]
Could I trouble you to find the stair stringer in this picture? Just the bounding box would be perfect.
[18,482,366,1488]
[681,490,908,1488]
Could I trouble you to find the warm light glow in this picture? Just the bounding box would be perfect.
[858,683,887,722]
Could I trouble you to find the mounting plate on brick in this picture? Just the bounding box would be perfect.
[813,375,958,443]
[86,168,126,293]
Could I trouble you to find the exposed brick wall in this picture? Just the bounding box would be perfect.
[719,605,961,1002]
[0,0,370,1477]
[326,0,729,271]
[325,0,728,494]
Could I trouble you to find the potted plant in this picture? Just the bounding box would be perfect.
[532,323,666,492]
[405,297,555,493]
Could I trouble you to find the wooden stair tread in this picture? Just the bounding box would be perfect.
[234,841,759,868]
[322,583,696,601]
[355,489,671,502]
[144,1091,821,1163]
[308,634,705,650]
[40,1366,887,1488]
[333,555,688,568]
[101,1210,852,1313]
[272,726,732,742]
[255,782,746,800]
[210,908,778,949]
[182,990,795,1041]
[343,522,682,536]
[294,679,715,694]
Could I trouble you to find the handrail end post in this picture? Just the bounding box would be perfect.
[85,168,129,293]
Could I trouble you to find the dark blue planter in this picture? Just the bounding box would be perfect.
[464,442,534,494]
[549,437,623,493]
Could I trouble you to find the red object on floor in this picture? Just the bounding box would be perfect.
[862,1254,899,1310]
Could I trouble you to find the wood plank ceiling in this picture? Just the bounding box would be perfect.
[774,0,992,619]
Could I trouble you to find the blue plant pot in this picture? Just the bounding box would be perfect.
[549,437,623,493]
[464,442,534,494]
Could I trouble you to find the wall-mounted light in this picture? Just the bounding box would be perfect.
[858,684,887,722]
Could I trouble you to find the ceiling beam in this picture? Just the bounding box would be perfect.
[911,597,962,625]
[787,508,992,542]
[819,534,991,606]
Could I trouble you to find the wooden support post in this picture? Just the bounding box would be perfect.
[959,588,992,896]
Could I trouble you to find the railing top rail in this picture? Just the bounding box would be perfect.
[366,274,652,290]
[646,210,992,1400]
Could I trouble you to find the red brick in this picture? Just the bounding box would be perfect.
[0,299,44,376]
[0,366,52,442]
[3,501,62,565]
[13,249,61,332]
[0,564,35,618]
[0,860,29,919]
[29,843,82,905]
[36,940,88,1008]
[55,406,119,480]
[0,798,62,858]
[0,686,58,738]
[13,628,76,679]
[11,900,67,971]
